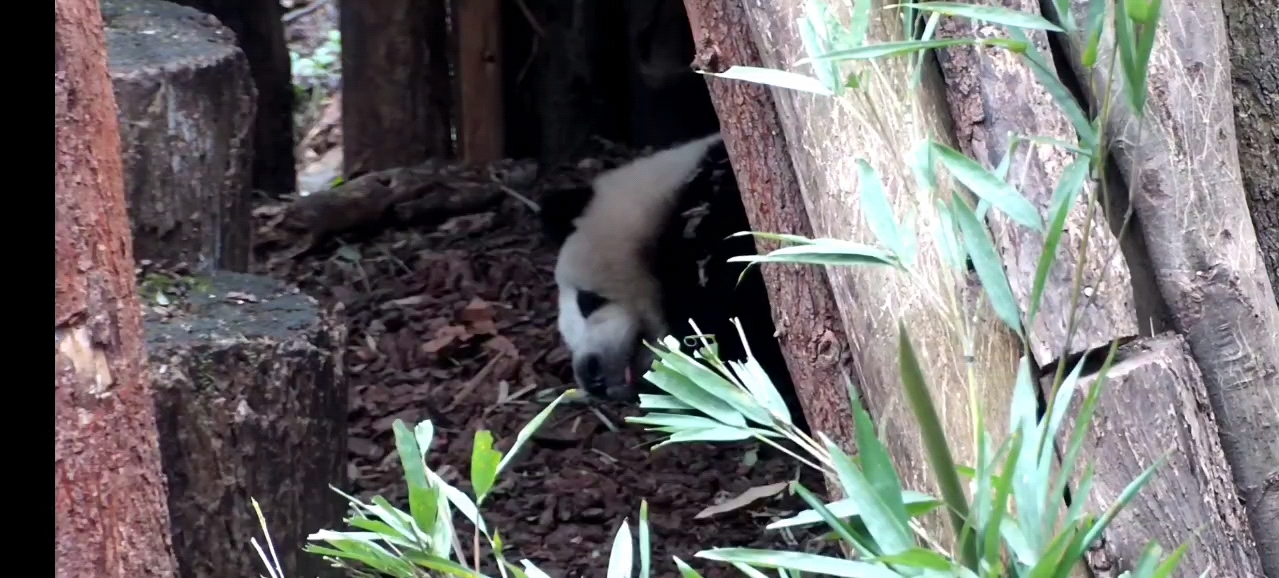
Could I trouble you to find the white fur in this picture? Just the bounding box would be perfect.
[554,132,723,395]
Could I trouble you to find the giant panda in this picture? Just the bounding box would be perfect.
[539,132,805,428]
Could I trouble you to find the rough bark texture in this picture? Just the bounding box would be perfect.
[1056,334,1264,577]
[455,0,505,160]
[1221,0,1279,301]
[1057,0,1279,570]
[54,0,180,574]
[104,0,255,273]
[144,271,348,578]
[680,0,857,452]
[340,0,453,174]
[736,0,1024,545]
[934,8,1139,367]
[168,0,296,196]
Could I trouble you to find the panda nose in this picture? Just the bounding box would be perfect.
[576,354,607,397]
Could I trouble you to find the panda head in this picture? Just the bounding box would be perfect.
[542,133,724,400]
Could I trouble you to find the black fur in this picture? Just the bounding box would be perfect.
[543,138,809,431]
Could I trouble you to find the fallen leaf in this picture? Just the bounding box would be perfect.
[694,481,789,519]
[461,297,496,323]
[484,335,520,358]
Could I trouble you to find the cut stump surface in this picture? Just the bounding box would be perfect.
[105,0,256,272]
[144,271,347,578]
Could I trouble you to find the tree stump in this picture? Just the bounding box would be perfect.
[104,0,255,273]
[143,271,348,578]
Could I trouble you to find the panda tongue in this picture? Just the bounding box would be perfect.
[624,366,634,385]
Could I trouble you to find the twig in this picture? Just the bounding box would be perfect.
[490,173,540,212]
[512,0,546,37]
[284,0,330,23]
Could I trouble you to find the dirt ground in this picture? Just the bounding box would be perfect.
[262,7,836,575]
[251,170,835,576]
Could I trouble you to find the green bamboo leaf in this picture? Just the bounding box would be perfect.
[729,241,899,268]
[470,430,502,503]
[824,436,914,556]
[847,384,909,528]
[848,0,872,46]
[767,491,942,529]
[932,142,1044,232]
[799,38,986,63]
[673,557,706,578]
[1072,454,1169,563]
[951,194,1025,337]
[1150,541,1189,578]
[791,482,877,558]
[704,66,833,96]
[696,549,900,578]
[639,501,652,578]
[392,420,439,536]
[855,159,908,264]
[1028,157,1089,322]
[642,359,747,428]
[607,518,634,578]
[870,547,956,570]
[497,390,571,474]
[898,323,976,568]
[797,15,841,94]
[1081,0,1107,67]
[653,343,773,425]
[911,2,1064,31]
[1006,27,1098,151]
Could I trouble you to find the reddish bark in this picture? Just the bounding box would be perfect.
[54,0,178,575]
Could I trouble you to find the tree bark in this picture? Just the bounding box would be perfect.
[1221,0,1279,302]
[144,271,349,578]
[933,8,1140,367]
[1057,334,1264,577]
[54,0,179,575]
[169,0,296,197]
[1055,0,1279,570]
[455,0,505,160]
[340,0,453,175]
[681,0,857,453]
[104,0,256,273]
[731,0,1025,547]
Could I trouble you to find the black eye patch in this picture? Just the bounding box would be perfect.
[576,289,609,318]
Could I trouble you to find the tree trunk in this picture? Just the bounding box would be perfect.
[1054,0,1279,570]
[728,0,1025,547]
[455,0,505,160]
[682,0,858,454]
[340,0,453,175]
[104,0,256,273]
[54,0,179,575]
[1221,0,1279,306]
[169,0,296,197]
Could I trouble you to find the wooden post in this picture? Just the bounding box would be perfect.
[55,0,179,574]
[341,0,454,174]
[455,0,505,161]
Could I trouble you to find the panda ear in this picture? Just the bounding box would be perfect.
[539,186,595,246]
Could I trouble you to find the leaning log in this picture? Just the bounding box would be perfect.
[682,0,858,451]
[934,9,1139,367]
[1057,334,1264,577]
[143,271,348,578]
[104,0,256,273]
[1055,0,1279,570]
[729,0,1025,548]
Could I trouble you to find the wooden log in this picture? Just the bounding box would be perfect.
[682,0,858,450]
[56,0,180,573]
[734,0,1024,546]
[340,0,453,174]
[1054,0,1279,570]
[455,0,505,161]
[104,0,255,273]
[1221,0,1279,297]
[167,0,297,197]
[143,271,348,578]
[1055,334,1264,577]
[933,7,1139,367]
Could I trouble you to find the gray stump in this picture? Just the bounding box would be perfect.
[104,0,256,272]
[143,271,348,578]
